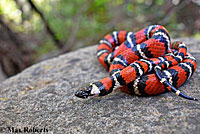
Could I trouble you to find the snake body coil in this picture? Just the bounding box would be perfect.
[75,25,197,101]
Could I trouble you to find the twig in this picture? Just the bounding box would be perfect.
[27,0,63,48]
[159,0,192,24]
[13,0,25,24]
[61,4,89,53]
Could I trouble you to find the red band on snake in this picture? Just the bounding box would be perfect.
[75,25,197,101]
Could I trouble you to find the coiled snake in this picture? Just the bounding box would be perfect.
[75,25,198,101]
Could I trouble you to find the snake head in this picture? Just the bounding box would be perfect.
[75,84,94,99]
[75,83,101,99]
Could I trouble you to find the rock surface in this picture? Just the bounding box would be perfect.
[0,38,200,134]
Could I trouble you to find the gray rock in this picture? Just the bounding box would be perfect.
[0,38,200,134]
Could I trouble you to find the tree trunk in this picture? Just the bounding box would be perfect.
[0,16,31,77]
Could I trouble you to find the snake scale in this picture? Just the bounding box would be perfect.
[75,25,198,101]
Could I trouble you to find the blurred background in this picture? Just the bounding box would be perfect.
[0,0,200,81]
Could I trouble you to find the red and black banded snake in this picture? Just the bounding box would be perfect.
[75,25,198,101]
